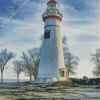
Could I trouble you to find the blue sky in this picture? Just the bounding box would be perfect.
[0,0,100,79]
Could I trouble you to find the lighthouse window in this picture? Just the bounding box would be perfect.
[53,3,56,9]
[45,30,50,39]
[49,3,54,9]
[53,6,55,9]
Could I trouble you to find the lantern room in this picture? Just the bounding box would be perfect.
[47,0,58,10]
[42,0,62,21]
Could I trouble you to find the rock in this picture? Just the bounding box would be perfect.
[72,83,80,87]
[35,88,47,92]
[32,85,38,87]
[24,85,36,91]
[36,84,42,87]
[94,86,100,89]
[18,86,26,90]
[63,96,78,100]
[6,95,15,99]
[41,84,48,88]
[27,93,34,96]
[48,90,60,93]
[51,80,72,87]
[25,87,35,91]
[0,86,20,89]
[11,90,25,93]
[17,95,34,100]
[54,98,64,100]
[46,87,60,91]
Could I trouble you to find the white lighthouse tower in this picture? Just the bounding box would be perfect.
[33,0,67,83]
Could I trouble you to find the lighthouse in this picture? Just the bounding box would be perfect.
[33,0,67,83]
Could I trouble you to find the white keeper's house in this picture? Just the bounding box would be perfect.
[33,0,67,83]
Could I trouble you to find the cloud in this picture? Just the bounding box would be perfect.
[12,0,37,20]
[0,28,5,38]
[63,0,88,11]
[76,34,99,41]
[60,0,99,23]
[0,0,19,17]
[67,20,91,25]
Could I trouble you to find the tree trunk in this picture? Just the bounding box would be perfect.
[34,67,37,79]
[67,71,69,79]
[1,70,3,83]
[30,75,32,82]
[30,72,32,82]
[34,74,37,79]
[17,74,19,83]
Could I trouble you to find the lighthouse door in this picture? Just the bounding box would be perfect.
[60,69,65,77]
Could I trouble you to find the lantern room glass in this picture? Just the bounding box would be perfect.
[47,3,57,10]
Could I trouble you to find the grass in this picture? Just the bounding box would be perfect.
[78,85,88,88]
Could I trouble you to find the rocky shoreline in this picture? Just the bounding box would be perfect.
[0,81,100,100]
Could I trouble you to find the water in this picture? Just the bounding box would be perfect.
[0,79,30,82]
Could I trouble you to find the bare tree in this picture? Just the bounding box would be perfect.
[64,52,79,79]
[92,67,100,78]
[23,63,33,81]
[13,60,23,82]
[62,35,67,46]
[28,47,41,79]
[62,36,79,79]
[39,34,44,44]
[91,49,100,78]
[0,49,16,83]
[21,52,33,82]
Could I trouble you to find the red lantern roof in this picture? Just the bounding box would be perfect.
[47,0,58,5]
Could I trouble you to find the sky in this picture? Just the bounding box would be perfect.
[0,0,100,79]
